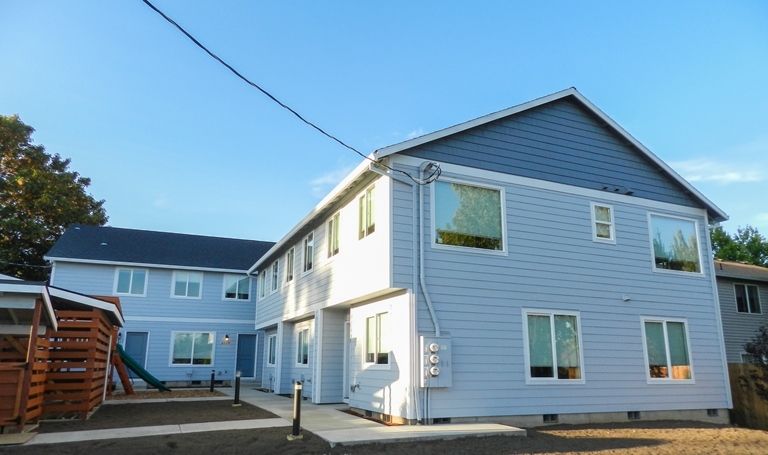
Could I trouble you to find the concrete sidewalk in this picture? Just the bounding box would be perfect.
[22,385,525,447]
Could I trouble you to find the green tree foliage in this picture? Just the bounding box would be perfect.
[436,182,502,250]
[0,115,107,280]
[743,325,768,400]
[711,225,768,267]
[652,228,700,272]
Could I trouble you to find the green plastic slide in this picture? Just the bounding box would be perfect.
[116,343,172,392]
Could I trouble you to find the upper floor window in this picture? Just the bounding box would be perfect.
[591,202,615,243]
[642,318,692,381]
[303,232,314,273]
[359,185,375,239]
[735,284,761,314]
[285,247,295,283]
[649,214,702,273]
[259,271,267,299]
[523,309,583,383]
[297,328,309,365]
[223,275,250,300]
[115,268,147,296]
[271,261,279,293]
[433,180,504,252]
[366,312,388,365]
[327,212,340,258]
[172,271,202,298]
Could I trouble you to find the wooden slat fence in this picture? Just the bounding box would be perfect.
[729,363,768,431]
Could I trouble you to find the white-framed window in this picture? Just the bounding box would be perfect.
[327,212,340,258]
[297,328,309,365]
[365,312,388,365]
[270,260,279,293]
[641,317,693,382]
[172,271,203,299]
[114,268,148,296]
[522,309,584,383]
[223,275,250,301]
[648,214,702,274]
[285,247,295,284]
[171,331,214,365]
[433,179,505,252]
[267,335,277,366]
[259,270,267,299]
[591,202,615,243]
[303,232,314,273]
[359,185,375,239]
[735,283,761,314]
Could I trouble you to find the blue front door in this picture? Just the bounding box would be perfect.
[124,332,148,379]
[236,334,257,377]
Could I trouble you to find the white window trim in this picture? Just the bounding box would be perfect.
[521,308,586,385]
[113,267,149,297]
[296,328,310,367]
[284,247,295,285]
[327,212,341,259]
[647,212,705,277]
[258,270,267,300]
[169,331,215,367]
[222,275,251,301]
[640,316,695,384]
[302,231,315,276]
[734,283,762,314]
[590,201,616,244]
[364,312,389,367]
[270,260,279,294]
[430,177,508,256]
[266,334,277,366]
[359,184,376,240]
[170,271,204,299]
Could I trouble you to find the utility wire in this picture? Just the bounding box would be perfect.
[141,0,439,185]
[0,259,51,269]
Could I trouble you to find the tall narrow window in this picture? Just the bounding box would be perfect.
[223,275,250,300]
[172,271,202,298]
[735,284,761,314]
[359,185,376,239]
[591,202,615,243]
[649,214,701,273]
[267,335,277,366]
[259,271,266,299]
[434,180,504,251]
[524,310,583,382]
[303,232,314,273]
[285,248,295,283]
[643,318,692,381]
[365,312,388,364]
[115,268,147,296]
[297,328,309,365]
[327,212,340,257]
[271,261,279,292]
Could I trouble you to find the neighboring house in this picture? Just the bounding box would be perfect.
[45,225,274,387]
[249,88,732,426]
[714,259,768,363]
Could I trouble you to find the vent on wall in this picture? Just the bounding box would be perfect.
[543,414,558,424]
[707,409,719,417]
[628,411,641,420]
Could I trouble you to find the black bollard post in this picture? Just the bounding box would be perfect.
[210,370,215,393]
[287,381,303,440]
[233,371,241,407]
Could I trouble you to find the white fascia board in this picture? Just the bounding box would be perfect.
[45,257,248,275]
[40,287,58,331]
[247,157,373,274]
[46,286,125,327]
[374,87,727,222]
[0,283,45,295]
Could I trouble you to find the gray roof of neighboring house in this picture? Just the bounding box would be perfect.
[714,259,768,282]
[46,224,275,272]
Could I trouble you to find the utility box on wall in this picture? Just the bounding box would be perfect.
[420,335,452,388]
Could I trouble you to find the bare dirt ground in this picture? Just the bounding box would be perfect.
[4,395,768,455]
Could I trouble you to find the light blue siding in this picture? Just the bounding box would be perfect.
[317,309,346,403]
[717,277,768,363]
[280,319,315,399]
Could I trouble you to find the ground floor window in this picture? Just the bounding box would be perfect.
[366,312,388,364]
[267,335,277,366]
[171,332,214,365]
[297,328,309,365]
[642,318,692,381]
[523,309,583,382]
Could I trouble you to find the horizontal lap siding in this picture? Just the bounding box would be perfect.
[318,310,346,403]
[391,165,727,418]
[402,98,698,209]
[717,277,768,363]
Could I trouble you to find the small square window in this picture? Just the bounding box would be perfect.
[735,284,761,314]
[115,268,147,296]
[591,202,615,243]
[172,271,202,299]
[223,275,250,300]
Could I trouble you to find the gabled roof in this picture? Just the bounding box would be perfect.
[375,87,727,223]
[46,225,275,273]
[714,259,768,282]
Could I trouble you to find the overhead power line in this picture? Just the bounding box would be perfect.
[141,0,439,185]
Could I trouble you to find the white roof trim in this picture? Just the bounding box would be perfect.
[47,286,125,327]
[374,87,726,222]
[247,157,373,274]
[40,287,58,331]
[45,256,249,275]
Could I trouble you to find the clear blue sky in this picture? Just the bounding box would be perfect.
[1,1,766,241]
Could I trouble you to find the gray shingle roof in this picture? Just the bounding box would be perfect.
[46,225,274,272]
[714,259,768,282]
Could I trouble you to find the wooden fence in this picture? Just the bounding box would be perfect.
[0,334,50,431]
[729,363,768,431]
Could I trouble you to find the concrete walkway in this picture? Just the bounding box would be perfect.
[23,385,526,447]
